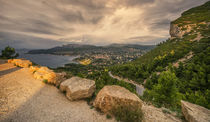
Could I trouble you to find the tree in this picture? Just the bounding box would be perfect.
[151,71,180,107]
[1,46,19,59]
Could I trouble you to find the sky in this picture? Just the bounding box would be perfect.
[0,0,209,49]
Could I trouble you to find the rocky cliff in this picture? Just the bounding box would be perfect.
[169,23,196,38]
[170,1,210,39]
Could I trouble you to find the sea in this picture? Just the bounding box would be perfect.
[16,49,78,68]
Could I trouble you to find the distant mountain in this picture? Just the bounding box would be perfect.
[28,44,155,55]
[107,43,155,50]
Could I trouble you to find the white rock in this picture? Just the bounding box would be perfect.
[60,77,95,101]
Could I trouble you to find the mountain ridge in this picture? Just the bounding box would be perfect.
[110,1,210,110]
[28,43,155,55]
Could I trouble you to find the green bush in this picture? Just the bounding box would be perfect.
[143,71,181,108]
[42,79,48,83]
[87,71,136,95]
[106,114,112,119]
[1,46,19,59]
[110,105,143,122]
[172,1,210,24]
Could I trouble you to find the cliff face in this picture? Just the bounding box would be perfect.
[170,1,210,39]
[169,23,195,38]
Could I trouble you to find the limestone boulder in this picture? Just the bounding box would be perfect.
[93,85,142,113]
[7,59,13,63]
[29,66,39,73]
[181,100,210,122]
[142,105,181,122]
[60,77,95,101]
[37,67,52,74]
[33,66,57,84]
[8,59,32,68]
[33,71,44,80]
[55,72,67,87]
[18,60,32,68]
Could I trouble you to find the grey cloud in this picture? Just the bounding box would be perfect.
[118,0,155,7]
[25,19,75,35]
[125,36,166,45]
[139,0,209,34]
[0,0,209,49]
[0,31,67,49]
[60,0,107,10]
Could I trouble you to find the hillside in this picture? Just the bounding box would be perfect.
[28,44,155,55]
[110,1,210,110]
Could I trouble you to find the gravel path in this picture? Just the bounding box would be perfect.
[108,71,145,96]
[0,61,115,122]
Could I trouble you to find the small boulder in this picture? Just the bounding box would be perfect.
[37,67,52,74]
[8,59,32,68]
[181,100,210,122]
[33,71,44,80]
[60,77,95,101]
[42,72,56,84]
[7,59,13,63]
[29,66,39,73]
[93,85,142,113]
[55,72,67,87]
[33,66,57,84]
[18,60,32,68]
[142,105,181,122]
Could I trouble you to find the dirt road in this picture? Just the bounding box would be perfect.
[108,71,145,96]
[0,60,114,122]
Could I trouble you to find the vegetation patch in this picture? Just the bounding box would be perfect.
[182,34,197,41]
[172,1,210,25]
[106,114,112,119]
[110,105,143,122]
[0,46,19,59]
[42,79,48,84]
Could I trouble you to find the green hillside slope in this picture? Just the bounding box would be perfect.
[110,1,210,109]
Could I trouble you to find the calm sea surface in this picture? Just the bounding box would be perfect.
[17,50,78,68]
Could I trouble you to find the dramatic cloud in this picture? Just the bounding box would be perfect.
[0,0,208,48]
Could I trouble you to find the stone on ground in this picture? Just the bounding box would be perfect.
[181,100,210,122]
[142,104,181,122]
[33,71,44,80]
[8,59,32,68]
[55,72,67,87]
[60,77,95,101]
[93,85,142,113]
[29,66,39,73]
[32,66,57,84]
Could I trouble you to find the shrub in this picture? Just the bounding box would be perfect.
[106,114,112,119]
[143,71,181,108]
[0,46,19,59]
[42,79,48,83]
[110,105,143,122]
[162,109,171,114]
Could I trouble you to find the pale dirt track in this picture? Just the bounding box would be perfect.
[0,60,115,122]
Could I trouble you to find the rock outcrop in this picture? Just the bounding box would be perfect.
[8,59,32,68]
[60,77,95,101]
[32,66,57,84]
[8,60,66,85]
[29,66,39,73]
[142,105,181,122]
[55,72,67,87]
[181,100,210,122]
[169,23,195,38]
[93,85,142,113]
